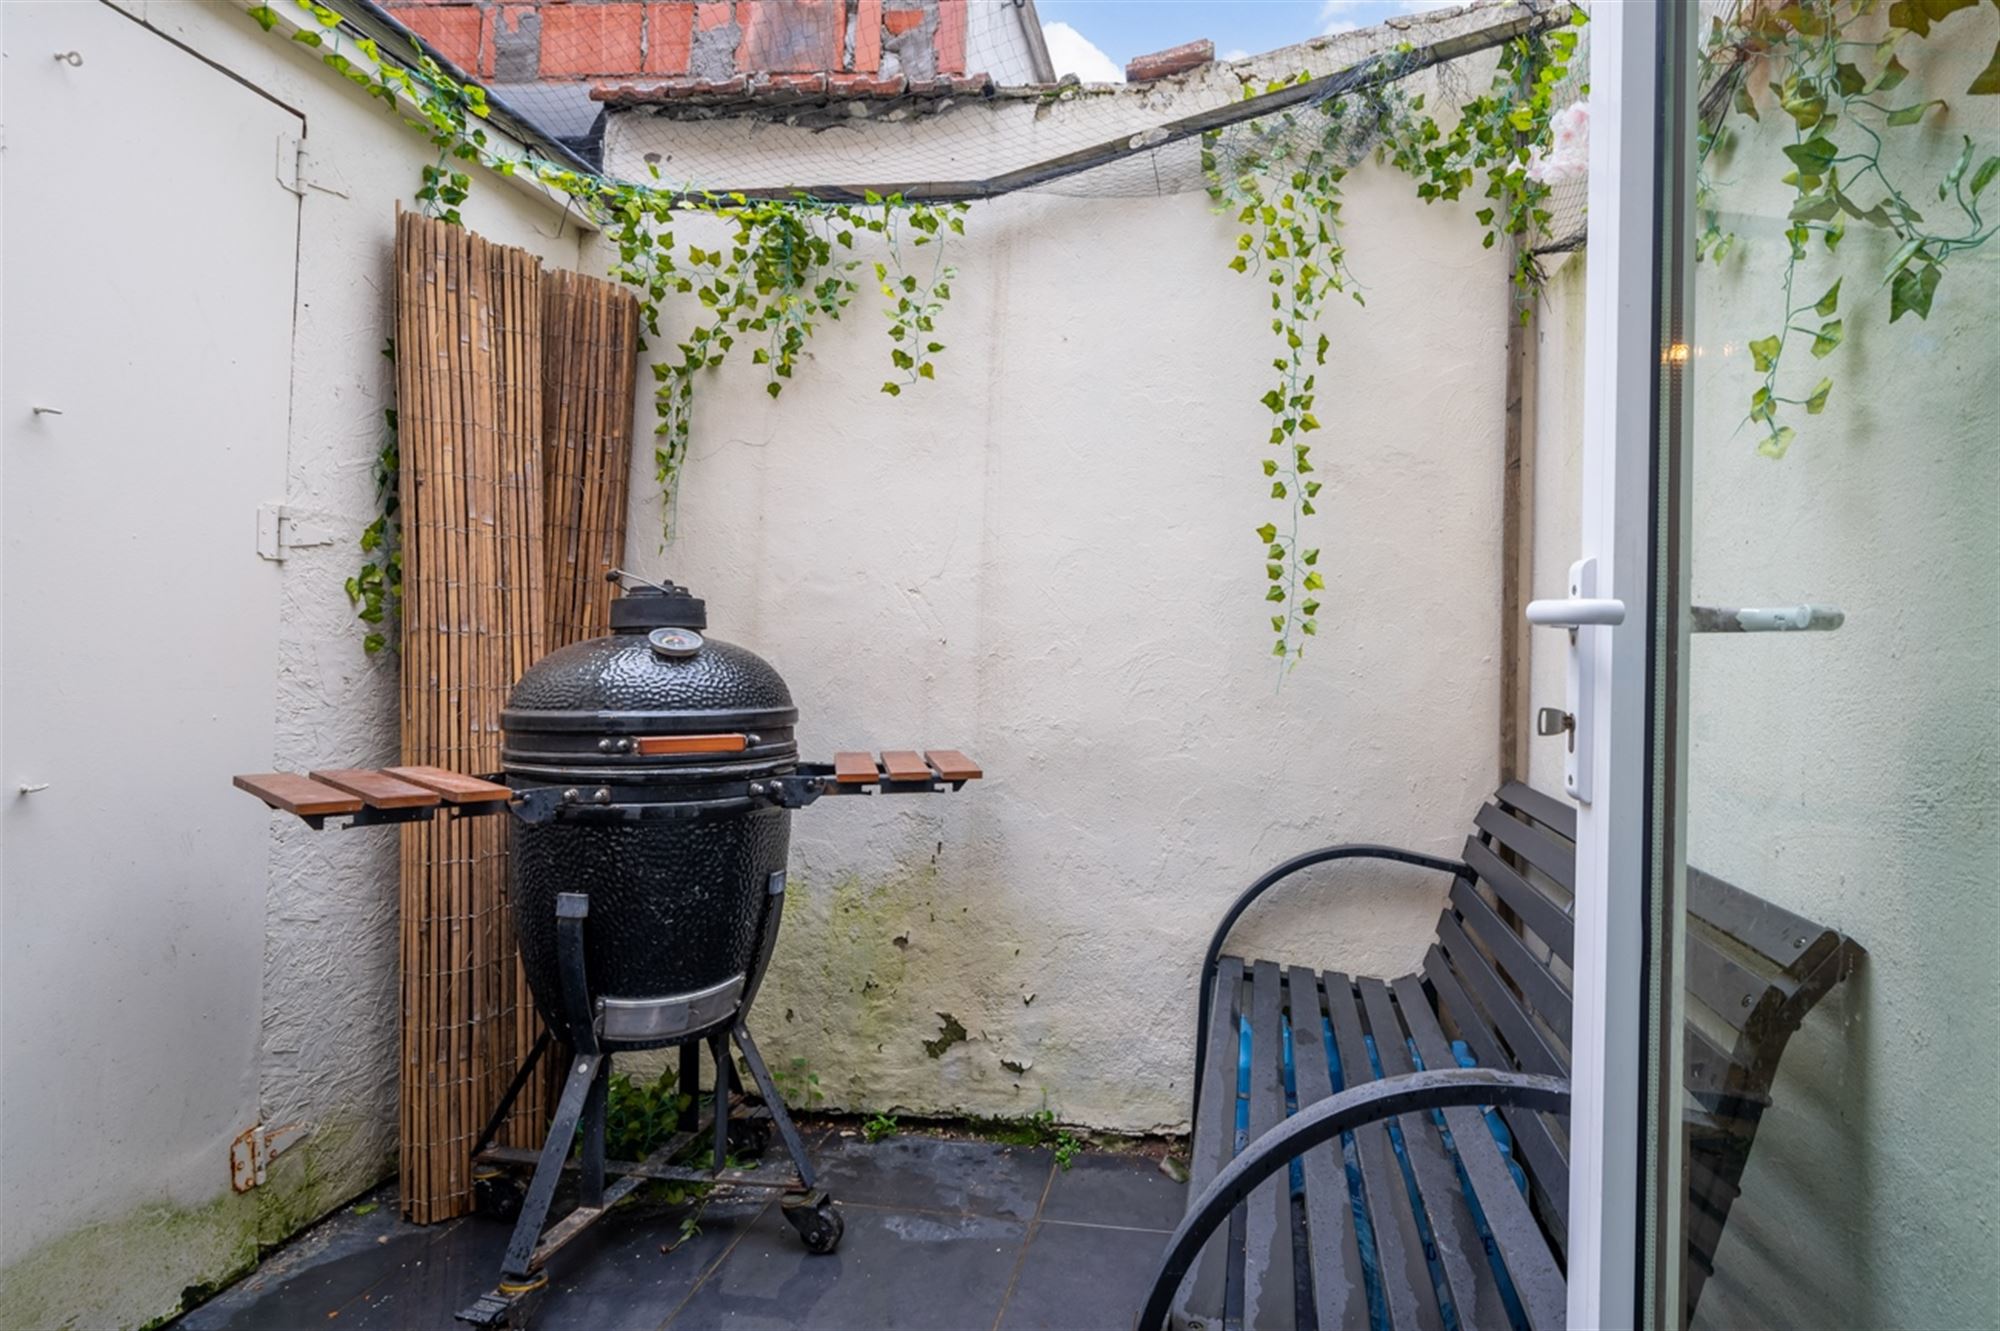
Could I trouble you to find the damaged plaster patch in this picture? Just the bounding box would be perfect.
[880,5,938,82]
[690,18,743,83]
[922,1012,967,1058]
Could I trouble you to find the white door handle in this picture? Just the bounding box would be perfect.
[1526,597,1627,628]
[1524,559,1622,804]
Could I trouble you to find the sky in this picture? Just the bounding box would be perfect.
[1036,1,1461,81]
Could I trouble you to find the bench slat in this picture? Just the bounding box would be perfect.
[1448,879,1573,1047]
[1285,967,1369,1331]
[233,772,363,817]
[1179,957,1243,1328]
[1434,911,1567,1076]
[1326,973,1440,1331]
[1463,836,1574,966]
[1393,976,1569,1331]
[1242,961,1294,1330]
[1687,864,1825,972]
[309,768,442,810]
[1474,803,1576,893]
[1422,950,1571,1249]
[1359,977,1509,1331]
[1686,923,1791,1036]
[1496,780,1577,841]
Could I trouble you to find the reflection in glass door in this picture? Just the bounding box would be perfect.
[1653,2,2000,1328]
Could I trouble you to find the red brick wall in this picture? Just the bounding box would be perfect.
[384,0,968,84]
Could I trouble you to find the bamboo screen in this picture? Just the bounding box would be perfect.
[541,268,640,651]
[392,211,638,1221]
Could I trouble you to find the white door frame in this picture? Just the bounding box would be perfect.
[1565,2,1670,1327]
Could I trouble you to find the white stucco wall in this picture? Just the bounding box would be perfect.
[1530,23,2000,1326]
[600,83,1514,1131]
[1,4,587,1327]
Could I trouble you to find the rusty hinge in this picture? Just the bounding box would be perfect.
[229,1121,311,1192]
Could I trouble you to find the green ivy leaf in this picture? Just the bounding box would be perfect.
[1266,586,1287,603]
[1814,278,1841,316]
[1885,100,1941,126]
[1811,320,1843,357]
[1804,378,1833,415]
[1781,136,1839,176]
[248,4,279,30]
[1302,571,1325,591]
[1889,263,1941,321]
[1969,155,2000,200]
[1758,424,1798,460]
[1971,39,2000,95]
[1748,335,1782,372]
[1255,523,1278,543]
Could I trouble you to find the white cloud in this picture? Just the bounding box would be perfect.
[1221,48,1251,62]
[1041,21,1125,84]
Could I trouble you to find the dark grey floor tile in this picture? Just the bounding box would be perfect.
[995,1221,1171,1331]
[330,1193,769,1331]
[332,1217,510,1329]
[174,1192,418,1331]
[666,1203,1028,1331]
[1038,1153,1186,1233]
[533,1195,774,1331]
[808,1134,1054,1221]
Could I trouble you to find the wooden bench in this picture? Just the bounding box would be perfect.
[1141,781,1863,1331]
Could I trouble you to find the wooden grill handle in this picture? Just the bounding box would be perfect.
[633,733,749,757]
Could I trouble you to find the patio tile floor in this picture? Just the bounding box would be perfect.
[176,1131,1182,1331]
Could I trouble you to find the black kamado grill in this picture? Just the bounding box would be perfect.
[234,573,982,1328]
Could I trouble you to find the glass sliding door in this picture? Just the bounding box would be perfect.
[1646,1,2000,1328]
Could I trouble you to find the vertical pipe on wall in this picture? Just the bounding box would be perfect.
[1500,262,1539,784]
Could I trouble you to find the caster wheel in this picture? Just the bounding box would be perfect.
[781,1190,844,1255]
[472,1170,524,1223]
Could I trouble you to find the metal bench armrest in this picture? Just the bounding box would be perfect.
[1193,844,1469,1116]
[1140,1068,1568,1331]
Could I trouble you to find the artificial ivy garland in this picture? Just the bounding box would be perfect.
[1697,0,1999,458]
[248,0,966,653]
[1206,13,1587,662]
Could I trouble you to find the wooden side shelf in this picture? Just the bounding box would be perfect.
[310,768,442,809]
[832,752,880,785]
[923,750,983,782]
[233,773,364,818]
[382,766,512,803]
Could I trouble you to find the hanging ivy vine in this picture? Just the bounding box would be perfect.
[1207,12,1586,663]
[248,0,966,651]
[1697,0,1999,459]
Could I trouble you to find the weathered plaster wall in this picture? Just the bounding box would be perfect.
[1530,24,1999,1326]
[599,113,1513,1131]
[0,4,586,1328]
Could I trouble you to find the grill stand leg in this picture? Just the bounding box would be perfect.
[460,893,603,1328]
[460,877,844,1328]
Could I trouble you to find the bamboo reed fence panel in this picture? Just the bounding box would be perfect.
[541,270,640,650]
[393,211,551,1223]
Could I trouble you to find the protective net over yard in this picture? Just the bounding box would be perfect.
[346,0,1589,254]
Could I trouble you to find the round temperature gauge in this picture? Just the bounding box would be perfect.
[647,626,705,659]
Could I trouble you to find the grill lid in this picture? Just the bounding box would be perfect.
[502,580,797,785]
